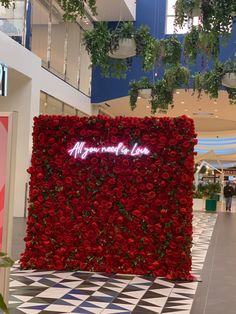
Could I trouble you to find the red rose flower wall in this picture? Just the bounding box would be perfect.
[20,115,197,280]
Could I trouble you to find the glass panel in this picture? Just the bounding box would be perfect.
[0,0,25,43]
[31,0,49,63]
[66,23,81,88]
[79,30,91,96]
[50,9,66,77]
[40,91,47,114]
[64,104,76,116]
[44,95,63,115]
[166,0,176,15]
[166,16,199,34]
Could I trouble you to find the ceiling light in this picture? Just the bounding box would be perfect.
[215,115,218,118]
[146,105,150,109]
[138,96,141,99]
[214,101,217,104]
[181,101,185,104]
[176,91,180,94]
[184,109,188,111]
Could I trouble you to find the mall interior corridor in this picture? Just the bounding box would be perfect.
[8,200,236,313]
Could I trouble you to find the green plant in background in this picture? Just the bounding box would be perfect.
[110,22,135,53]
[183,26,200,64]
[83,22,111,77]
[174,0,200,29]
[175,0,236,35]
[129,77,153,110]
[192,61,236,104]
[83,22,164,78]
[203,63,224,99]
[193,189,204,198]
[197,182,221,199]
[164,65,190,89]
[161,36,182,66]
[151,79,174,113]
[135,26,161,72]
[58,0,97,21]
[0,252,14,314]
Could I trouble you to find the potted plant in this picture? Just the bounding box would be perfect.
[193,189,205,211]
[129,65,190,113]
[135,26,161,72]
[0,252,14,314]
[108,22,136,59]
[174,0,200,29]
[184,26,220,64]
[199,182,221,211]
[83,22,160,78]
[175,0,236,35]
[160,36,182,66]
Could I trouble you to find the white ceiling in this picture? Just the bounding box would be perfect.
[98,89,236,135]
[93,0,135,21]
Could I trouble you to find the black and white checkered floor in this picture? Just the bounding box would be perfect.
[9,212,217,314]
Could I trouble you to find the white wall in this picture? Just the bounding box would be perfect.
[0,31,96,216]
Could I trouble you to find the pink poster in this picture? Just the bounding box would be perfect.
[0,116,8,251]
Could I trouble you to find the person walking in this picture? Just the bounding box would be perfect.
[223,181,234,211]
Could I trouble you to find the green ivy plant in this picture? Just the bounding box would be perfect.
[160,36,182,66]
[0,0,14,8]
[184,26,220,63]
[58,0,97,21]
[135,26,161,72]
[0,0,97,20]
[129,65,189,113]
[193,61,236,104]
[174,0,200,29]
[83,23,182,79]
[0,252,14,314]
[175,0,236,35]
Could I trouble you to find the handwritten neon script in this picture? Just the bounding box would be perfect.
[68,142,150,159]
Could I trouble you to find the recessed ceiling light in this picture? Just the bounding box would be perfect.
[214,101,217,104]
[176,91,180,94]
[138,96,141,99]
[181,101,185,104]
[146,105,150,109]
[215,115,218,118]
[184,109,188,111]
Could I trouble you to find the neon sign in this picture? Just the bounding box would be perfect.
[68,142,150,159]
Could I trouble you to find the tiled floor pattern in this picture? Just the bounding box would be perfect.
[9,212,217,314]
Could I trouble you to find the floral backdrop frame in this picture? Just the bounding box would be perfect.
[20,115,197,280]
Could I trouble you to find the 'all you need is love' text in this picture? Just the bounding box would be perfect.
[68,142,150,159]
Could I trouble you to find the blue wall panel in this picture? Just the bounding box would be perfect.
[91,0,236,104]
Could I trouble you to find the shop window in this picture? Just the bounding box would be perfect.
[79,29,91,96]
[31,0,49,65]
[63,104,76,116]
[50,9,66,78]
[66,23,81,88]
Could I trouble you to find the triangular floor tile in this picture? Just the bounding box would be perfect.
[141,297,167,307]
[138,305,162,313]
[112,303,136,311]
[122,290,146,299]
[116,297,139,305]
[13,296,33,302]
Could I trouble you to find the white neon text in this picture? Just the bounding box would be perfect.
[68,142,150,159]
